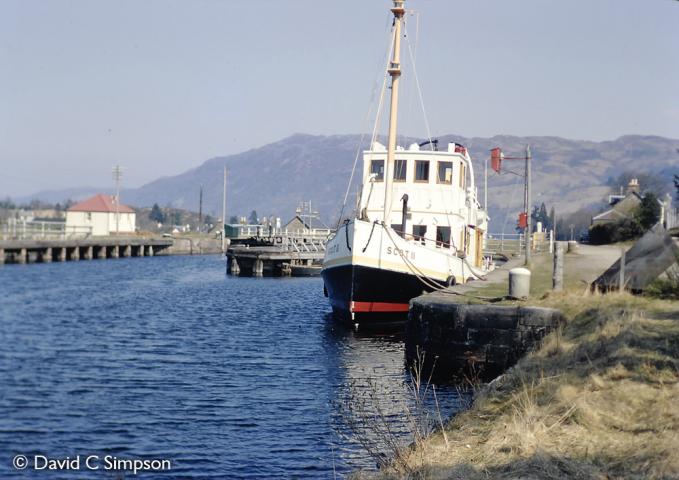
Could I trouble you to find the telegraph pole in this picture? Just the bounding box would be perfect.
[112,165,123,235]
[222,168,227,253]
[525,145,532,266]
[198,185,203,231]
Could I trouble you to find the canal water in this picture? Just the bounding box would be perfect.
[0,255,468,479]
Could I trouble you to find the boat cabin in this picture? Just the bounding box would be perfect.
[359,141,488,267]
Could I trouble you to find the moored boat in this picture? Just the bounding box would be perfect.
[322,0,491,327]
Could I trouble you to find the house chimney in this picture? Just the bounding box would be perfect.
[627,178,640,195]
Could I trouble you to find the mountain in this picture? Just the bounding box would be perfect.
[21,133,679,230]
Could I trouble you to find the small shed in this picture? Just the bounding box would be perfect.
[66,194,136,236]
[284,216,311,235]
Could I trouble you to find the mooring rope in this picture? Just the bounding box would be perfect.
[362,220,379,253]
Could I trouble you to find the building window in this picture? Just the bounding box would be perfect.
[436,226,451,248]
[459,162,466,189]
[394,159,407,182]
[370,160,384,181]
[86,212,92,221]
[415,160,430,182]
[412,225,427,244]
[437,161,453,184]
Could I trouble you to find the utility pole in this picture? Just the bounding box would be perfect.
[484,152,488,213]
[222,168,227,253]
[525,145,532,266]
[112,165,123,235]
[198,185,203,231]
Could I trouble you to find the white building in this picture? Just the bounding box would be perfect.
[66,194,136,236]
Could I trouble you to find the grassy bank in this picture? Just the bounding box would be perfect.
[356,274,679,478]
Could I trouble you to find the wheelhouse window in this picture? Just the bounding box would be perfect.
[390,223,405,238]
[370,160,384,181]
[459,162,466,189]
[437,161,453,184]
[415,160,430,182]
[412,225,427,244]
[436,226,451,248]
[394,159,407,182]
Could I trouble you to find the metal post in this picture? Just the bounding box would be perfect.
[553,241,564,291]
[525,145,532,266]
[113,165,123,235]
[619,248,626,292]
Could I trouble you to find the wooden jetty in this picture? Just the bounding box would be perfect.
[0,237,172,264]
[226,234,327,277]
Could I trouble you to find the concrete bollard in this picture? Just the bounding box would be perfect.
[567,240,578,253]
[509,267,531,299]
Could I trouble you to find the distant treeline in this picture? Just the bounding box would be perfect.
[0,197,75,211]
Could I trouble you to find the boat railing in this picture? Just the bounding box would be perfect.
[388,226,460,253]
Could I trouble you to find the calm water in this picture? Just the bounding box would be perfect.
[0,255,466,479]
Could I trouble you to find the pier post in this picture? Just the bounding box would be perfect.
[0,248,4,265]
[137,245,145,257]
[57,247,66,262]
[253,258,263,277]
[110,245,119,258]
[123,245,131,257]
[96,246,106,259]
[17,248,27,264]
[147,245,154,257]
[70,247,80,261]
[83,246,93,260]
[41,247,53,263]
[229,257,240,276]
[552,241,564,291]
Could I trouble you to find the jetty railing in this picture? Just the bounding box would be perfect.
[1,220,92,240]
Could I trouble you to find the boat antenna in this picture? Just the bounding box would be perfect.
[382,0,405,222]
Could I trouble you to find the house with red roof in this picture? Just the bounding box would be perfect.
[66,194,136,236]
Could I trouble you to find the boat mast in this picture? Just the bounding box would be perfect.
[383,0,405,222]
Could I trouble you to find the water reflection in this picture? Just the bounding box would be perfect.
[323,315,470,472]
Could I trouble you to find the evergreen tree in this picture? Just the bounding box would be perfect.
[228,215,239,224]
[674,174,679,201]
[634,193,661,231]
[248,210,258,224]
[549,206,556,232]
[149,203,165,223]
[172,211,182,225]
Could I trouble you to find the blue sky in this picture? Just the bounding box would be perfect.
[1,0,677,196]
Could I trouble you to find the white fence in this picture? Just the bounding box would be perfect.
[1,220,92,240]
[485,231,553,255]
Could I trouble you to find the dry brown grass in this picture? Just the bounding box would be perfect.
[355,291,679,479]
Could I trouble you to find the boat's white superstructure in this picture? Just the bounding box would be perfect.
[322,0,491,324]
